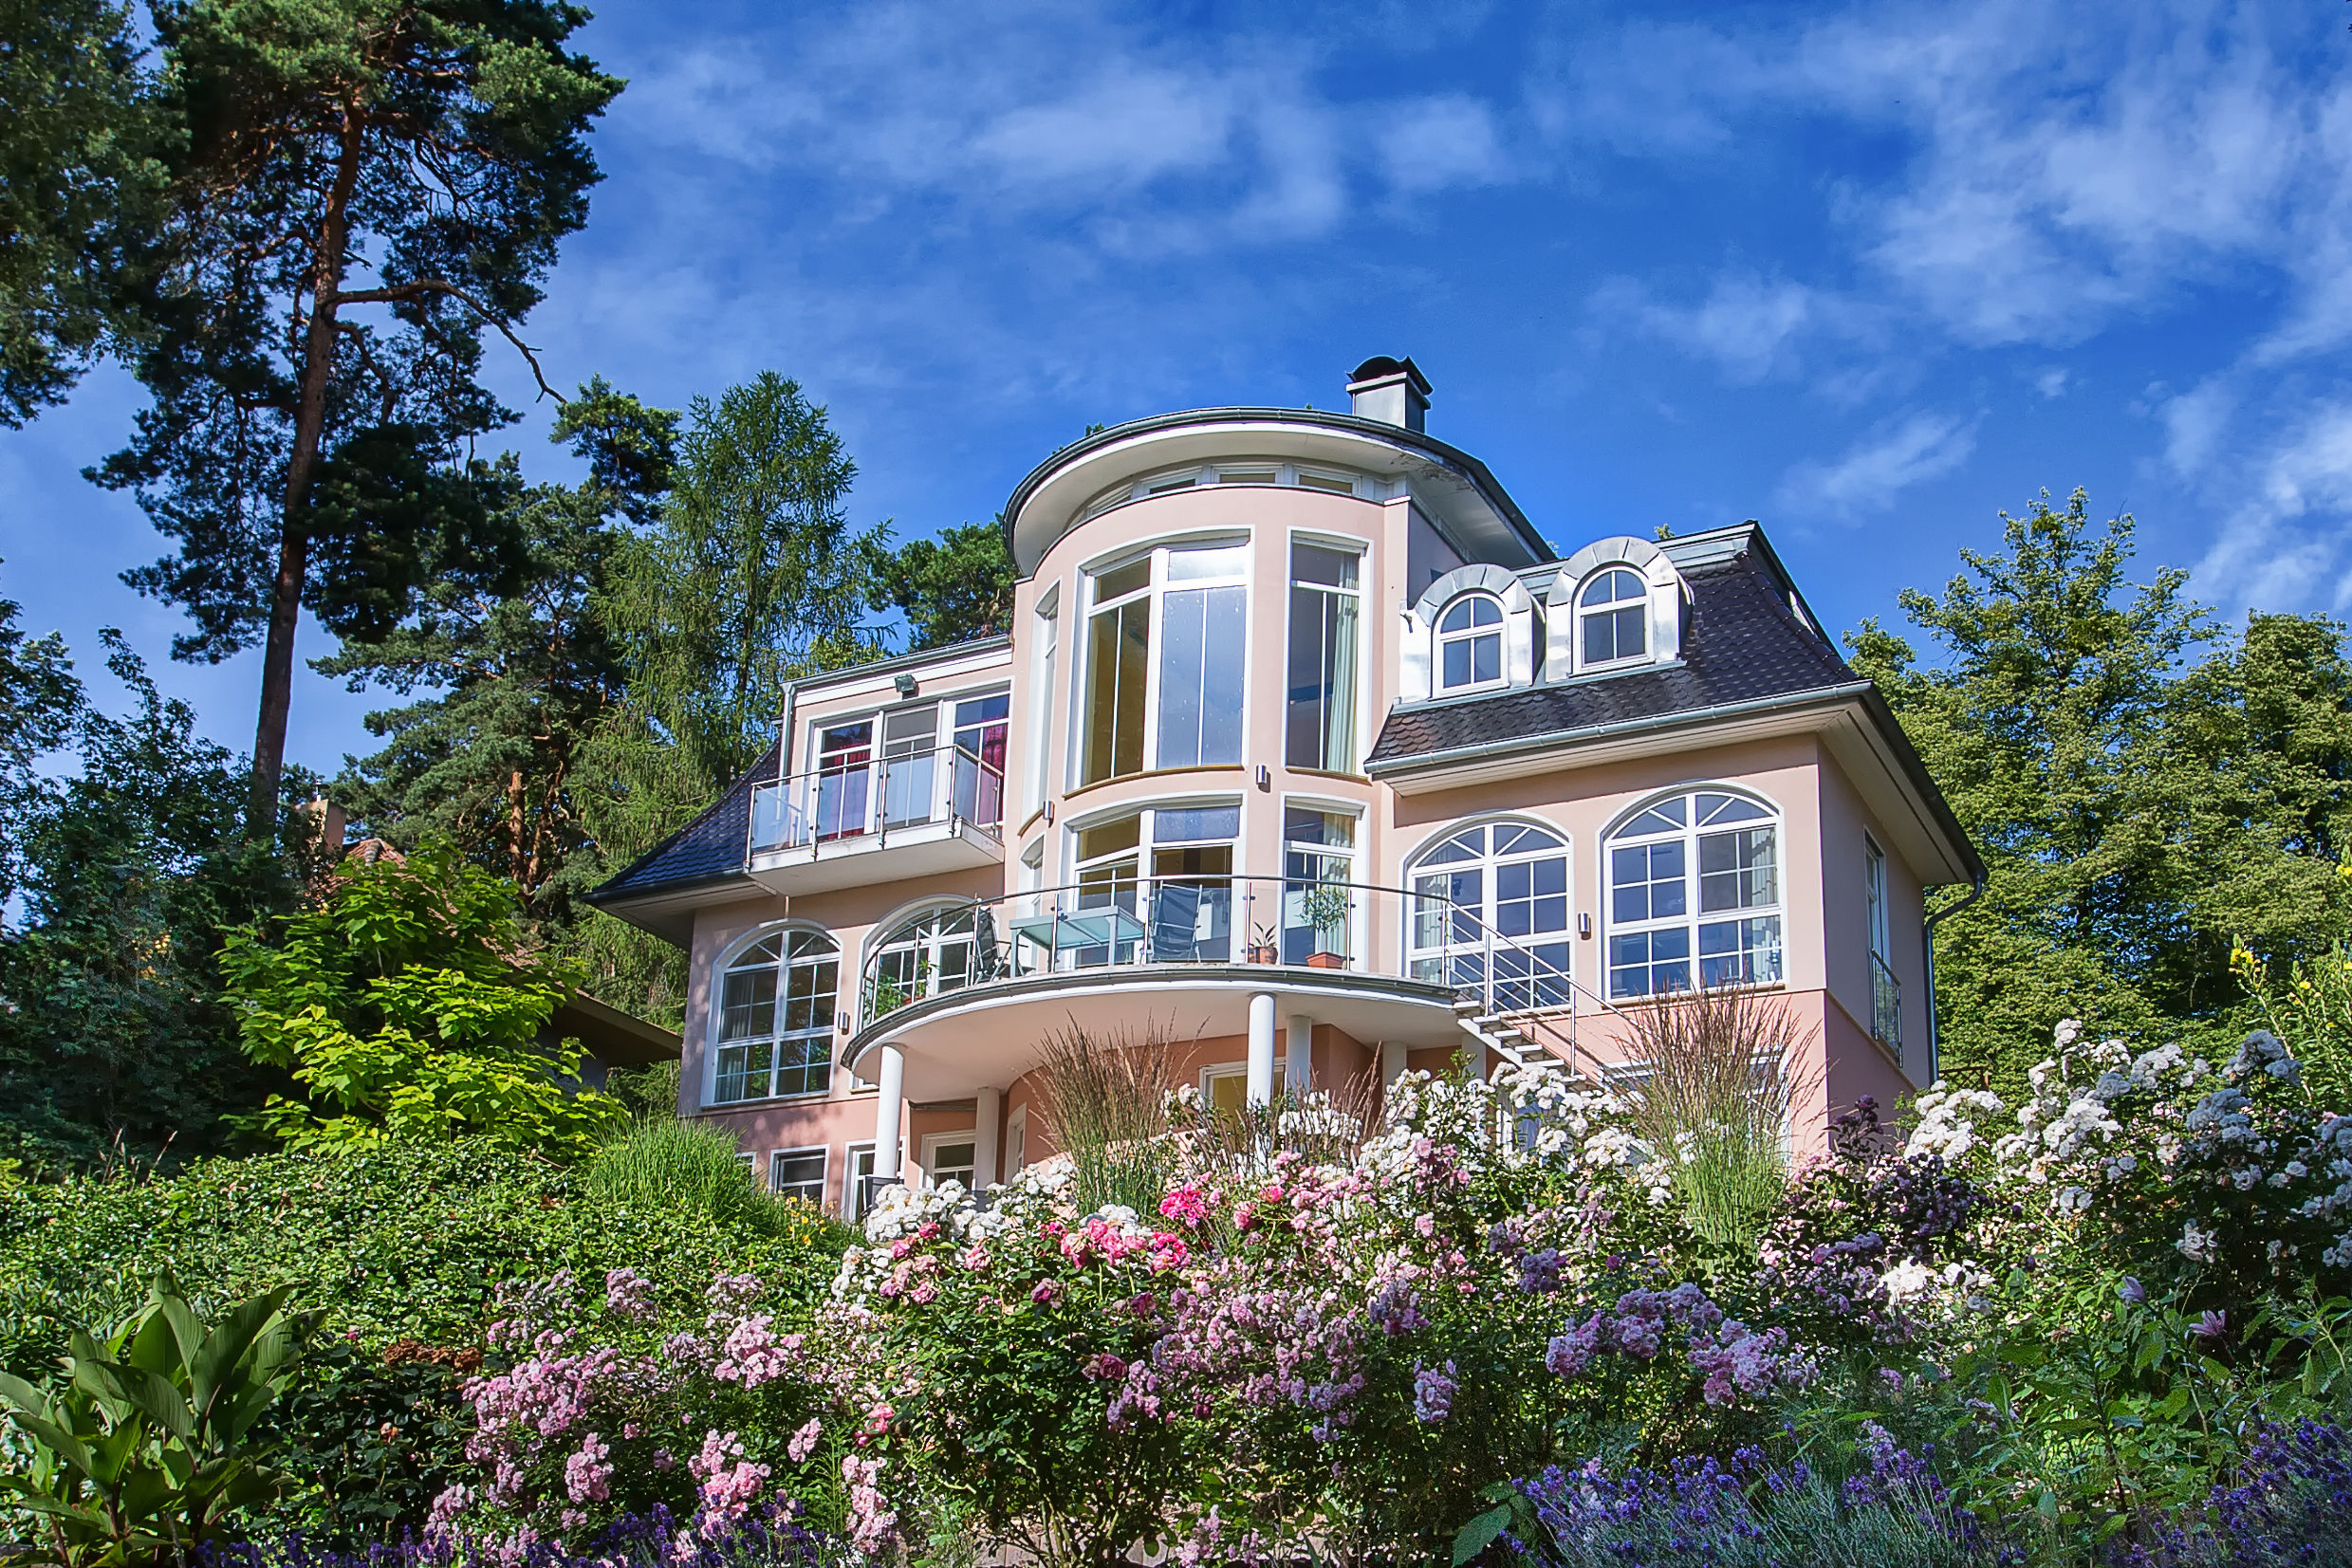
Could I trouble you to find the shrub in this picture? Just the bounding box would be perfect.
[584,1119,815,1239]
[1030,1024,1176,1215]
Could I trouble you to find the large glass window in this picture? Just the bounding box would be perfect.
[869,903,983,1020]
[1407,821,1571,1009]
[880,705,936,828]
[1287,543,1361,771]
[714,929,839,1103]
[1579,569,1648,667]
[1149,804,1236,962]
[1282,806,1358,964]
[1606,791,1783,1000]
[1081,542,1249,784]
[812,722,871,840]
[1438,595,1504,692]
[953,692,1009,825]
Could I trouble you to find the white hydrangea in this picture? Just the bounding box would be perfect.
[1906,1082,2006,1161]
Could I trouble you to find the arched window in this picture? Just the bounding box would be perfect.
[715,929,839,1103]
[1408,821,1572,1010]
[1437,595,1505,691]
[867,904,988,1020]
[1605,790,1783,1000]
[1579,568,1647,667]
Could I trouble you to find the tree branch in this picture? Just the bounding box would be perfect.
[325,279,560,402]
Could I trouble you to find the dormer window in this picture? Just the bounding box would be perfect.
[1579,569,1647,667]
[1438,595,1505,691]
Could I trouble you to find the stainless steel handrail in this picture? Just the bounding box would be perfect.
[746,741,1007,860]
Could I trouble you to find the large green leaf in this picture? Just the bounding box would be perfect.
[187,1288,287,1434]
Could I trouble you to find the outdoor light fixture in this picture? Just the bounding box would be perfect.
[1255,765,1270,789]
[894,673,918,697]
[1578,913,1592,938]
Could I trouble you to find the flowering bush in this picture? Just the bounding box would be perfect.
[429,1267,843,1553]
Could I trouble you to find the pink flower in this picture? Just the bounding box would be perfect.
[564,1431,612,1503]
[911,1279,937,1305]
[1031,1280,1064,1306]
[1148,1232,1190,1273]
[842,1455,898,1554]
[1159,1188,1211,1228]
[787,1418,822,1463]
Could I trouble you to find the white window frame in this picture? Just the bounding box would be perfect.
[1865,836,1891,964]
[1005,1104,1028,1176]
[708,924,841,1108]
[844,1141,878,1220]
[768,1145,828,1206]
[920,1130,979,1190]
[865,898,987,1024]
[1028,585,1058,816]
[1076,536,1252,785]
[1402,817,1574,1010]
[1200,1060,1287,1108]
[1572,566,1652,673]
[1281,797,1363,966]
[1285,533,1367,775]
[1435,592,1509,694]
[1602,787,1786,1002]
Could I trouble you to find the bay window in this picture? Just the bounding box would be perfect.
[1287,542,1361,771]
[1080,540,1249,784]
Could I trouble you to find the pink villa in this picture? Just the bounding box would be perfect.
[589,357,1983,1216]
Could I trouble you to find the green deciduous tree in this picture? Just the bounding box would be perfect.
[220,840,622,1158]
[1852,489,2352,1097]
[0,606,297,1171]
[96,0,620,835]
[0,0,170,425]
[863,515,1017,651]
[574,373,882,1020]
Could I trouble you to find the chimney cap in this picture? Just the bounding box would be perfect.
[1346,355,1433,397]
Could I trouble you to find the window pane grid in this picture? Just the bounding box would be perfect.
[713,932,840,1105]
[1606,794,1782,1001]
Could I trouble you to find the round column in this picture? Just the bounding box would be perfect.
[1247,993,1277,1107]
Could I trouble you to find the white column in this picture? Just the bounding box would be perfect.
[1381,1040,1409,1083]
[1285,1013,1313,1096]
[972,1085,1002,1189]
[1248,993,1277,1107]
[872,1042,905,1182]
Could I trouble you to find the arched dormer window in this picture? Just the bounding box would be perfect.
[1604,788,1782,1000]
[1546,536,1686,676]
[1578,568,1647,666]
[714,928,839,1104]
[1437,595,1505,692]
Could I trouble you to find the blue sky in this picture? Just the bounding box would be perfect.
[4,0,2350,774]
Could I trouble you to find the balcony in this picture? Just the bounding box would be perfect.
[1869,950,1901,1062]
[840,876,1618,1097]
[745,743,1006,895]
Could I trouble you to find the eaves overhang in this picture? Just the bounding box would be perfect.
[1368,682,1985,888]
[1000,408,1551,578]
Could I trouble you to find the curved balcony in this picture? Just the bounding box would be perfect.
[840,876,1616,1096]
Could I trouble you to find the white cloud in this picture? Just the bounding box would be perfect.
[2033,367,2069,399]
[1377,97,1509,194]
[2192,405,2352,616]
[1591,271,1818,384]
[1775,410,1980,519]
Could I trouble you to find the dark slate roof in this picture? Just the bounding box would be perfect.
[1368,548,1861,768]
[589,738,774,904]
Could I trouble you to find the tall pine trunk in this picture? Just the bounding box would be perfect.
[248,101,365,834]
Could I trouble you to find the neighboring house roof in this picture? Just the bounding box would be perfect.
[546,990,681,1067]
[1369,545,1854,767]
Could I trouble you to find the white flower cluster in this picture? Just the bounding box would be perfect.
[1905,1082,2006,1161]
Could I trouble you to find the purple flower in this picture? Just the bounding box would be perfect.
[2194,1310,2228,1341]
[1412,1360,1457,1423]
[2119,1277,2147,1306]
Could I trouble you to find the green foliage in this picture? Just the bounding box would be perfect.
[574,372,883,1020]
[96,0,622,826]
[862,516,1017,651]
[0,617,299,1172]
[583,1118,829,1242]
[219,843,623,1158]
[321,481,627,928]
[2237,939,2352,1107]
[0,1275,320,1566]
[1849,489,2352,1096]
[0,0,169,425]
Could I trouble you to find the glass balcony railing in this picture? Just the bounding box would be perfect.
[854,876,1601,1032]
[748,743,1005,858]
[1869,950,1901,1061]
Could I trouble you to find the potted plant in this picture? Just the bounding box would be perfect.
[1247,923,1281,965]
[1300,879,1352,968]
